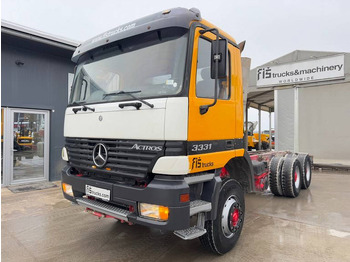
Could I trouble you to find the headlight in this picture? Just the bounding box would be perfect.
[139,203,169,221]
[62,183,73,197]
[62,147,68,161]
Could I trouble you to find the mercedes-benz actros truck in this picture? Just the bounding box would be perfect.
[61,8,312,254]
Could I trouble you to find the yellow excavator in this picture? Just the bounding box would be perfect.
[14,122,35,159]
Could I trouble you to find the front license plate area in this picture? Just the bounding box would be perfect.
[85,185,110,201]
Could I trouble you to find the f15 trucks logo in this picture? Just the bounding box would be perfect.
[257,67,272,80]
[91,23,136,43]
[192,157,214,169]
[131,144,162,151]
[256,54,345,87]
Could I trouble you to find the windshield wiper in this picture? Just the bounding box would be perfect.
[103,90,154,109]
[82,105,95,112]
[71,102,95,114]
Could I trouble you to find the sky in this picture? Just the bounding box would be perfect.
[2,0,349,130]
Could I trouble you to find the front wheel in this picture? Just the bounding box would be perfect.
[199,179,245,255]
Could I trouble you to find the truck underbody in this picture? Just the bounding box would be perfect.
[62,144,311,238]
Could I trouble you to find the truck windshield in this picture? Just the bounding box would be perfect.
[70,33,188,105]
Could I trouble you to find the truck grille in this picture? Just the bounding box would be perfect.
[65,137,165,180]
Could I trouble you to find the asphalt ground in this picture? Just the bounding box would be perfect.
[2,170,350,262]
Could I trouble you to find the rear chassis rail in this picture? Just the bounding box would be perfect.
[247,150,313,192]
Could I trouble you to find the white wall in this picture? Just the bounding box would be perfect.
[275,88,294,151]
[298,83,350,165]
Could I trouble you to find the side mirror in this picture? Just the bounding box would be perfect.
[211,39,228,79]
[199,27,228,115]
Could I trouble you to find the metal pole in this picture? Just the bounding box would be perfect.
[258,105,261,150]
[269,108,272,151]
[274,90,278,151]
[294,86,299,153]
[245,102,249,150]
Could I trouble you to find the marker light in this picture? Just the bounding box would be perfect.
[62,183,73,197]
[180,193,190,203]
[61,147,69,161]
[139,203,169,221]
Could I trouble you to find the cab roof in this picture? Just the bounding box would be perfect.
[72,7,202,63]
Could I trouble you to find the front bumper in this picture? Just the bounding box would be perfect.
[61,165,190,231]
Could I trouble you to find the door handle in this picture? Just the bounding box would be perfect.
[226,140,234,149]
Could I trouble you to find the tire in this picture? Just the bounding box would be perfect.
[199,179,245,255]
[296,154,312,189]
[269,156,284,196]
[281,156,302,198]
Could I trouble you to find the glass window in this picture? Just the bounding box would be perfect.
[196,37,230,100]
[70,33,188,105]
[12,112,46,181]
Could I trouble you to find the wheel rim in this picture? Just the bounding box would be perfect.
[221,195,242,238]
[294,165,300,188]
[306,161,311,182]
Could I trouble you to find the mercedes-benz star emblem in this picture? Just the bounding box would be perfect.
[92,143,108,167]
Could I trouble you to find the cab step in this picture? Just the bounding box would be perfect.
[174,212,207,240]
[174,226,207,240]
[76,197,131,221]
[190,200,212,216]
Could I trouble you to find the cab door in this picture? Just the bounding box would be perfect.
[188,27,236,145]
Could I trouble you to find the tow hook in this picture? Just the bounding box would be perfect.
[85,208,133,225]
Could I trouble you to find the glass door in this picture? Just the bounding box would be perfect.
[4,108,50,185]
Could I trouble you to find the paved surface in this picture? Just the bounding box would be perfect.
[13,156,44,181]
[2,170,350,262]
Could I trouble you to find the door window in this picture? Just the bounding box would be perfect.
[196,37,230,99]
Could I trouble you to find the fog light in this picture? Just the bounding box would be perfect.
[139,203,169,221]
[62,183,73,197]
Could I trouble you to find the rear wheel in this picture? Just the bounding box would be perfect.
[269,156,284,196]
[281,156,302,198]
[296,154,312,189]
[199,179,245,255]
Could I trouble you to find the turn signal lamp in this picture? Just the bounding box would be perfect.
[62,183,73,197]
[139,203,169,221]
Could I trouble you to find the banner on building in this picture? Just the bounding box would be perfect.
[256,54,345,87]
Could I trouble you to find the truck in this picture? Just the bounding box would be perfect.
[247,121,270,151]
[61,7,312,255]
[245,121,270,150]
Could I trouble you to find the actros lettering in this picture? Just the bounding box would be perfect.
[131,144,162,151]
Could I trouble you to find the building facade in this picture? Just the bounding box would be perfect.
[1,21,79,185]
[248,50,350,167]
